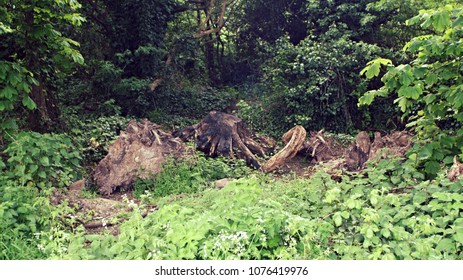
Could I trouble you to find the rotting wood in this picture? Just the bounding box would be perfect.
[174,111,275,169]
[448,156,463,182]
[262,125,306,173]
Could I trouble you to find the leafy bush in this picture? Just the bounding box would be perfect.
[69,116,130,166]
[0,177,75,259]
[64,176,324,260]
[149,84,237,128]
[3,132,81,189]
[259,33,396,134]
[360,5,463,177]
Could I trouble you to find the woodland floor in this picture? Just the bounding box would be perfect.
[53,127,412,235]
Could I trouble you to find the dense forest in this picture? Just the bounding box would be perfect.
[1,0,463,260]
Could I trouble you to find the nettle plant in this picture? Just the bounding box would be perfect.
[63,177,324,260]
[360,5,463,176]
[4,132,81,189]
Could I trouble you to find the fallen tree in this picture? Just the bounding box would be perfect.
[91,112,415,196]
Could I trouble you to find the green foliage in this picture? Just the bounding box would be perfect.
[0,0,85,131]
[59,156,463,260]
[65,176,324,260]
[235,99,282,139]
[0,176,75,259]
[68,115,130,166]
[148,84,237,128]
[360,4,463,176]
[133,154,251,199]
[260,34,388,133]
[321,160,463,260]
[4,132,81,189]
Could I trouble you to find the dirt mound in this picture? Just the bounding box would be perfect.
[93,119,189,196]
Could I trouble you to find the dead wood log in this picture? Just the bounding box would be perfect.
[262,125,306,173]
[174,111,275,169]
[82,211,150,229]
[93,119,189,196]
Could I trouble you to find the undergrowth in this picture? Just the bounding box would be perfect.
[59,158,463,260]
[132,154,252,199]
[2,129,462,260]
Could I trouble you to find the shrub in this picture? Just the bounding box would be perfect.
[69,115,130,166]
[3,132,81,189]
[360,5,463,177]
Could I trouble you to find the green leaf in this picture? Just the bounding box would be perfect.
[454,233,463,244]
[333,213,342,227]
[395,96,409,112]
[22,95,37,110]
[381,228,391,238]
[365,62,381,78]
[359,91,375,106]
[436,238,454,251]
[397,67,413,86]
[413,192,428,205]
[424,161,440,175]
[40,157,50,166]
[425,73,438,85]
[365,228,374,239]
[398,86,422,100]
[29,164,38,173]
[418,144,434,160]
[38,170,46,179]
[340,211,350,219]
[433,11,451,32]
[361,58,392,79]
[0,86,18,100]
[452,16,463,28]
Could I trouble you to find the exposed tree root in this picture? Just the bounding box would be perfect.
[262,125,306,173]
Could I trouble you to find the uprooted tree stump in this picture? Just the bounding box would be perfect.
[174,111,276,169]
[345,130,413,171]
[299,130,413,174]
[300,129,343,162]
[93,119,189,196]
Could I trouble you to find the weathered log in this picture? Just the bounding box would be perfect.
[93,119,189,196]
[448,156,463,182]
[174,111,275,169]
[262,125,306,173]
